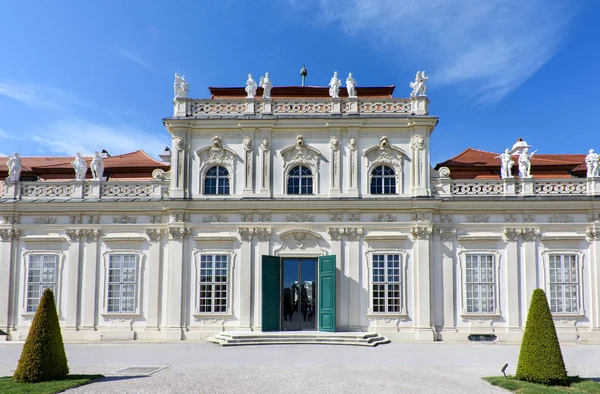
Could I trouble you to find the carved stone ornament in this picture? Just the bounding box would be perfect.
[239,227,271,242]
[32,216,57,224]
[466,214,490,223]
[548,214,574,223]
[146,228,163,241]
[260,137,270,152]
[280,135,321,182]
[330,213,342,222]
[174,137,185,151]
[363,136,404,183]
[521,228,540,242]
[241,213,253,222]
[328,228,344,241]
[196,136,237,190]
[410,135,425,150]
[285,214,315,222]
[0,215,19,225]
[348,213,360,222]
[410,226,432,240]
[437,166,451,179]
[503,228,522,242]
[372,213,396,222]
[438,228,456,241]
[330,136,340,151]
[65,229,84,242]
[440,214,452,224]
[586,227,599,241]
[69,216,81,225]
[0,228,19,241]
[523,213,535,223]
[112,215,137,224]
[255,228,272,241]
[345,227,363,241]
[168,227,191,240]
[202,214,228,223]
[85,229,100,242]
[238,227,255,242]
[243,136,253,152]
[504,213,518,223]
[152,168,170,180]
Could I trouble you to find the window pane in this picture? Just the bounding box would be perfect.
[464,255,495,314]
[198,255,229,313]
[106,255,137,313]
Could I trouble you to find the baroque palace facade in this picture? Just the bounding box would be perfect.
[1,72,600,343]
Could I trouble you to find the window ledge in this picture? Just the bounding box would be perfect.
[460,312,501,318]
[192,313,233,319]
[366,313,408,319]
[101,312,142,318]
[552,313,585,318]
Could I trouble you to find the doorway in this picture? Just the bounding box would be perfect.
[281,258,317,331]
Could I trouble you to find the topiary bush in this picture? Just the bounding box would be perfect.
[13,288,69,383]
[516,288,567,386]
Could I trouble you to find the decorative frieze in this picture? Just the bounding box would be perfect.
[372,214,396,222]
[523,213,535,223]
[548,214,574,223]
[439,214,452,224]
[0,215,19,225]
[241,213,253,222]
[0,229,19,241]
[410,226,432,240]
[112,215,137,224]
[238,227,272,242]
[285,214,314,222]
[202,214,228,223]
[466,214,489,223]
[168,227,191,240]
[32,216,57,224]
[504,213,518,223]
[329,213,342,222]
[438,228,456,241]
[348,213,360,222]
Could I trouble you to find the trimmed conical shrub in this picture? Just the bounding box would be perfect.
[13,288,69,383]
[516,288,567,386]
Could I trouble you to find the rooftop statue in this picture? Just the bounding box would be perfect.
[245,74,257,98]
[495,148,514,179]
[91,151,105,181]
[6,153,22,181]
[518,147,536,179]
[260,73,273,99]
[174,73,189,99]
[586,149,600,178]
[346,73,357,98]
[409,71,428,97]
[329,71,342,99]
[72,152,88,181]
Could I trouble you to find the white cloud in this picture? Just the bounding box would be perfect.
[0,81,92,111]
[298,0,576,103]
[0,128,16,140]
[31,118,168,158]
[118,49,152,70]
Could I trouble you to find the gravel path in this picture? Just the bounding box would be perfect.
[1,341,599,393]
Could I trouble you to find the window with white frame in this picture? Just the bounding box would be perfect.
[548,254,579,314]
[199,254,229,313]
[107,254,138,313]
[464,254,496,314]
[26,254,58,312]
[372,254,401,313]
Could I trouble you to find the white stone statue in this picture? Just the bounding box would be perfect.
[71,152,88,181]
[495,149,514,179]
[259,73,272,99]
[410,71,429,97]
[174,73,189,99]
[346,73,357,98]
[6,153,22,181]
[329,71,342,99]
[245,74,257,98]
[586,149,600,178]
[91,151,105,181]
[518,147,536,179]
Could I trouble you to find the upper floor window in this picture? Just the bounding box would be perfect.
[26,254,57,312]
[204,165,230,195]
[287,165,313,195]
[464,254,495,314]
[548,254,579,314]
[107,254,138,313]
[370,165,396,194]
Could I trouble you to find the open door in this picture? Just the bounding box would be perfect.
[262,255,281,331]
[318,255,336,332]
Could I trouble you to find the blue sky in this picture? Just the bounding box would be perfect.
[0,0,598,165]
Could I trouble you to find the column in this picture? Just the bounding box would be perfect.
[329,128,341,197]
[503,228,522,336]
[253,228,272,330]
[242,129,255,196]
[328,228,345,329]
[347,228,362,330]
[164,226,189,339]
[0,229,18,336]
[65,229,83,333]
[438,228,457,336]
[411,226,434,340]
[80,230,100,334]
[237,228,253,331]
[521,228,540,315]
[346,128,359,197]
[144,229,163,333]
[258,128,272,197]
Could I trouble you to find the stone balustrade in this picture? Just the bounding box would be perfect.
[434,177,597,198]
[0,180,168,200]
[173,96,428,117]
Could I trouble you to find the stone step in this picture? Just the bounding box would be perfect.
[207,332,391,347]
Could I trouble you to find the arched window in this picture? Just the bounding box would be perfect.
[287,165,313,195]
[370,165,396,194]
[204,166,230,195]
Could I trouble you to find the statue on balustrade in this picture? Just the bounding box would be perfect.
[6,153,22,181]
[329,71,342,98]
[410,71,429,97]
[245,74,257,98]
[72,152,88,181]
[586,149,600,178]
[173,73,189,99]
[91,151,105,181]
[346,73,357,98]
[260,73,272,99]
[518,147,536,179]
[495,148,514,179]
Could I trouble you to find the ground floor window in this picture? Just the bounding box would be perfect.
[548,254,579,314]
[199,254,229,313]
[372,254,401,313]
[464,254,495,314]
[107,254,138,313]
[26,254,58,312]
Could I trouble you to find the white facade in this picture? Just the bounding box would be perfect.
[1,89,600,343]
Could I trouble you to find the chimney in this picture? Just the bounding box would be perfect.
[159,146,171,164]
[101,149,110,158]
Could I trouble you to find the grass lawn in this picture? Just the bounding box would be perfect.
[0,374,104,394]
[484,376,600,393]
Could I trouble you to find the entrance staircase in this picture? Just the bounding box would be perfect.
[207,331,390,347]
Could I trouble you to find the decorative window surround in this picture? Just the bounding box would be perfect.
[541,250,585,315]
[363,136,404,196]
[101,250,144,315]
[192,251,236,317]
[457,249,501,317]
[21,251,64,315]
[196,136,238,196]
[365,250,408,316]
[280,135,321,196]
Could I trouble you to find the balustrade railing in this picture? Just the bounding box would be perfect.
[434,178,595,198]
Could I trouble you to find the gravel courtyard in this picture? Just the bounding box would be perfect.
[1,341,599,393]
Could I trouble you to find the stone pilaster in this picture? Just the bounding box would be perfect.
[258,128,272,197]
[253,228,272,330]
[346,128,359,197]
[410,134,428,197]
[503,228,522,339]
[143,228,164,335]
[237,227,254,331]
[329,128,341,196]
[80,230,100,337]
[65,229,84,332]
[242,130,255,196]
[328,227,345,329]
[163,226,190,339]
[0,229,18,335]
[437,228,456,337]
[521,228,540,315]
[346,227,362,330]
[411,226,434,340]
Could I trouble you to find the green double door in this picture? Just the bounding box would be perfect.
[262,255,336,332]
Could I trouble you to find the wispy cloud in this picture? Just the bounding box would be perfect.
[296,0,577,103]
[0,81,92,110]
[31,118,167,158]
[118,49,152,70]
[0,128,16,140]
